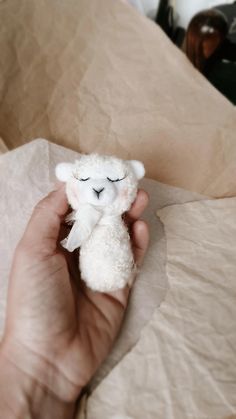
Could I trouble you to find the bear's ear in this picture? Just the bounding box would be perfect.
[55,162,75,182]
[128,160,145,180]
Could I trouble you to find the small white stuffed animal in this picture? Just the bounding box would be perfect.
[55,154,145,292]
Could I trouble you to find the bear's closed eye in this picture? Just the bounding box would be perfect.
[73,174,127,182]
[107,175,126,183]
[72,172,90,181]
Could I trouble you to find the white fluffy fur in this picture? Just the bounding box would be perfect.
[56,153,145,292]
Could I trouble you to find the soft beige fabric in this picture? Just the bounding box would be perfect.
[86,198,236,418]
[1,140,236,417]
[0,0,236,197]
[0,139,204,416]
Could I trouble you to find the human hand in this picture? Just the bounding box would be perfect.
[0,185,149,417]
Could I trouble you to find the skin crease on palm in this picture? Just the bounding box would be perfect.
[0,183,149,412]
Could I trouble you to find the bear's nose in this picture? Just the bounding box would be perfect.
[93,187,105,199]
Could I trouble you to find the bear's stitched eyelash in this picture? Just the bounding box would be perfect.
[107,175,126,183]
[73,174,126,182]
[72,173,90,181]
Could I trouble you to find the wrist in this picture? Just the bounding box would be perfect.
[0,337,80,419]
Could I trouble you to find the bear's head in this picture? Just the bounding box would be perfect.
[56,154,145,215]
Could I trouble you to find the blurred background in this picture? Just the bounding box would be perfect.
[128,0,234,26]
[128,0,236,104]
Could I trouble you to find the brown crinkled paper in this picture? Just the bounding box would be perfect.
[0,0,236,197]
[0,137,7,154]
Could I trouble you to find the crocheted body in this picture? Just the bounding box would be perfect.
[80,215,133,292]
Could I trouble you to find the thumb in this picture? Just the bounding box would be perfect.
[19,185,68,256]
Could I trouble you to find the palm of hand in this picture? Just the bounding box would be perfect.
[3,186,149,402]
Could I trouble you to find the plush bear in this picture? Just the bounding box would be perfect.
[55,153,145,292]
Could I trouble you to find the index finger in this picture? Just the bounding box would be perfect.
[126,189,149,224]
